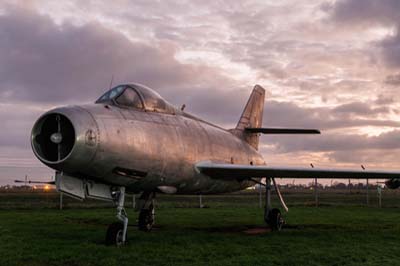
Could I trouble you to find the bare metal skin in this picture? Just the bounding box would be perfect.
[31,83,263,195]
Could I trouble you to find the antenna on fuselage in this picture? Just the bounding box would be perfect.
[108,74,114,90]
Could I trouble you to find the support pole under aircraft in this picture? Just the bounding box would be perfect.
[366,179,369,206]
[59,192,63,210]
[378,185,382,208]
[264,178,271,221]
[311,164,318,207]
[361,165,369,206]
[199,194,204,208]
[348,179,351,194]
[314,178,319,207]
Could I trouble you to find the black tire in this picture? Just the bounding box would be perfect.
[138,207,154,232]
[105,222,126,246]
[268,208,284,231]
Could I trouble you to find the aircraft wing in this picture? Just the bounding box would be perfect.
[195,161,400,181]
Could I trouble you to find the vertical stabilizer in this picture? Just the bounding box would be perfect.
[233,85,265,150]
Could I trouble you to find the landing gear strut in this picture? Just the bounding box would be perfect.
[264,178,284,231]
[106,187,128,246]
[137,191,155,232]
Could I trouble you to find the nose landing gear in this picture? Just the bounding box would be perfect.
[106,187,129,246]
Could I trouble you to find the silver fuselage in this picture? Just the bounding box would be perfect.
[32,103,264,194]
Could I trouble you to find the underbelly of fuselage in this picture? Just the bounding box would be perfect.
[122,173,257,195]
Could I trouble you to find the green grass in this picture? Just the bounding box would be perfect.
[2,188,400,209]
[0,193,400,266]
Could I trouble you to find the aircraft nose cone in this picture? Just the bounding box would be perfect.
[50,133,63,144]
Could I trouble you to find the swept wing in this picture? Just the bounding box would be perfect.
[195,161,400,180]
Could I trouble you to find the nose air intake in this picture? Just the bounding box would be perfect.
[32,113,75,163]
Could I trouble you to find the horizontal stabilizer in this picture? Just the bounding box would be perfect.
[245,128,320,134]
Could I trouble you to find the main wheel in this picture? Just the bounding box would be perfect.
[267,208,284,231]
[138,205,154,232]
[105,222,126,246]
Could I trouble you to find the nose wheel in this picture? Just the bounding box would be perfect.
[106,187,128,246]
[106,222,126,246]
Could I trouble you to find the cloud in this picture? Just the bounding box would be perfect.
[0,103,48,149]
[332,102,389,116]
[385,73,400,85]
[380,33,400,68]
[265,129,400,153]
[263,100,399,130]
[0,5,235,105]
[327,0,400,26]
[328,149,400,165]
[374,94,395,105]
[326,0,400,69]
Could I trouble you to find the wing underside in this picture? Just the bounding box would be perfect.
[195,161,400,181]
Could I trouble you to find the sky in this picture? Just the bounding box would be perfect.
[1,0,400,185]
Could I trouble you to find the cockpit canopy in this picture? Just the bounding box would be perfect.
[96,83,176,114]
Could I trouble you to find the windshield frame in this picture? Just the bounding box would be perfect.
[96,85,145,110]
[114,86,145,109]
[96,85,126,104]
[96,83,177,114]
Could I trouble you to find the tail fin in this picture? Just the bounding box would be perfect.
[233,85,265,150]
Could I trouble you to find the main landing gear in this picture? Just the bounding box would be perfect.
[264,178,285,231]
[137,191,156,232]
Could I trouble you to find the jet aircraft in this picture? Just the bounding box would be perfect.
[30,83,400,245]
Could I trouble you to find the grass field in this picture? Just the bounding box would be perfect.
[0,191,400,266]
